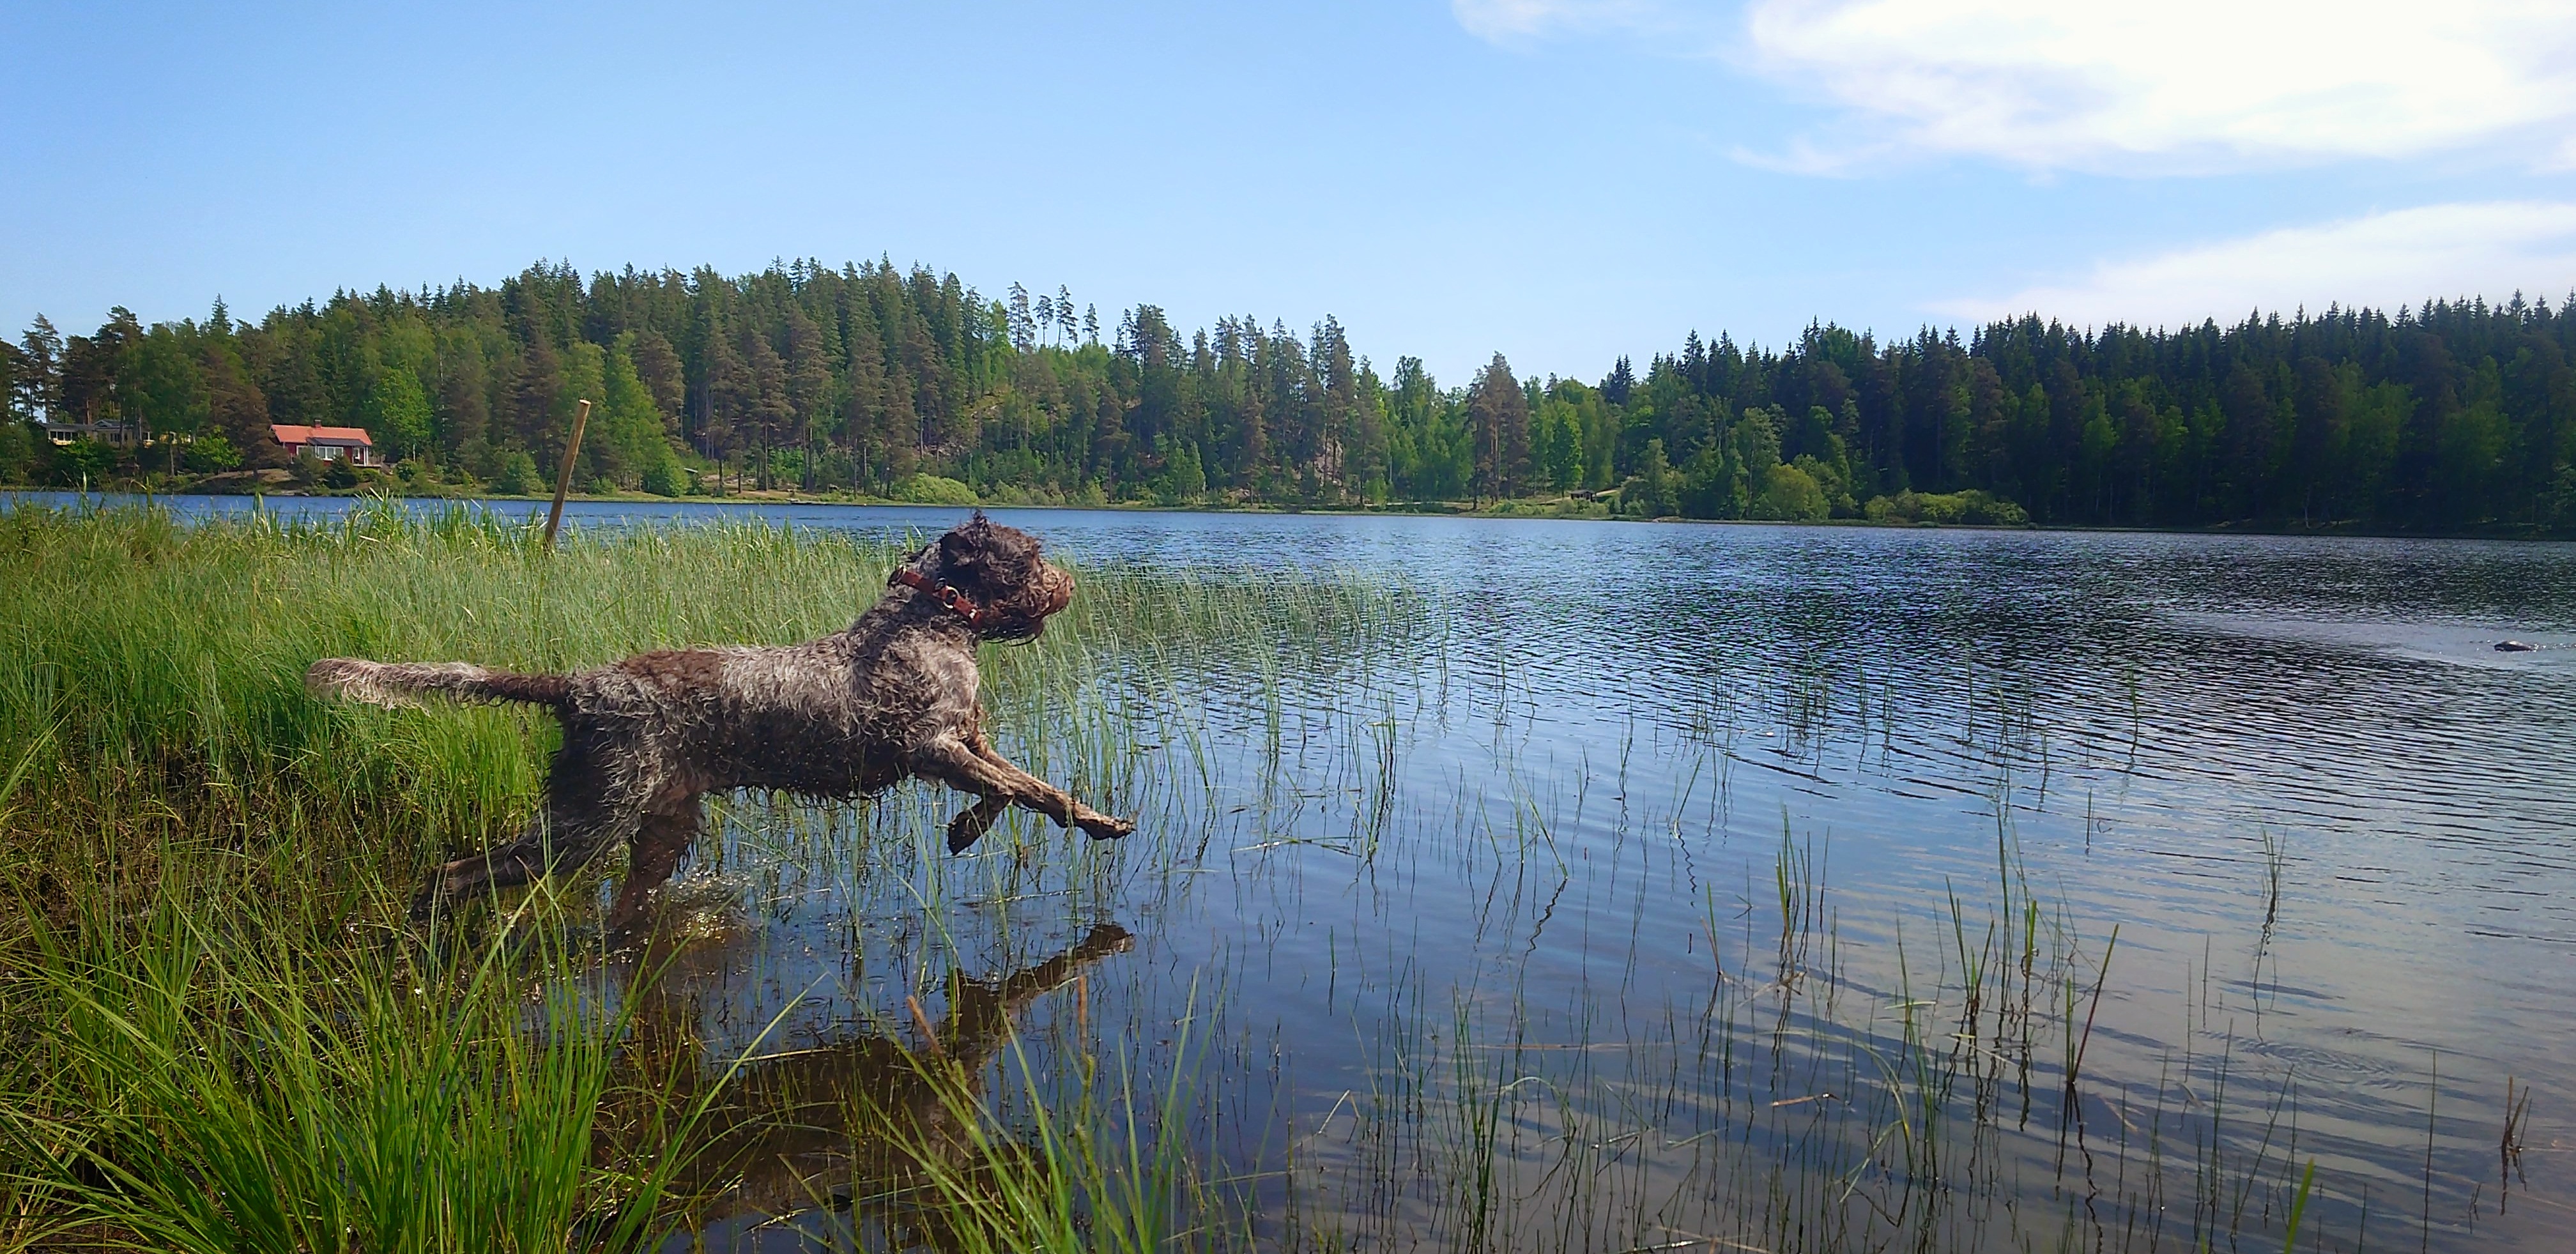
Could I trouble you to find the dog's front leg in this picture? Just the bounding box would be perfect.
[967,735,1137,843]
[944,793,1011,853]
[910,738,1135,852]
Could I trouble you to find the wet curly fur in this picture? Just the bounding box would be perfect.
[307,513,1133,935]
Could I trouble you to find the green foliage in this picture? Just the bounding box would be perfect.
[1152,438,1208,505]
[1677,443,1740,519]
[1864,489,2030,526]
[50,438,114,486]
[491,449,540,495]
[639,452,689,497]
[1626,438,1676,518]
[119,325,210,438]
[183,431,242,473]
[891,472,979,505]
[1468,355,1532,500]
[1535,399,1584,489]
[364,366,435,462]
[1791,453,1855,516]
[1753,461,1830,521]
[594,335,673,489]
[0,420,31,482]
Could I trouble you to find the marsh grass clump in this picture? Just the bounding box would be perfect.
[1270,822,2336,1254]
[1,500,898,857]
[0,856,691,1253]
[839,1005,1232,1254]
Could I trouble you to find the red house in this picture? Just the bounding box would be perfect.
[270,424,383,467]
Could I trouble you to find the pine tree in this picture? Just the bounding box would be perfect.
[1006,283,1034,353]
[599,337,670,488]
[507,333,561,451]
[629,327,685,431]
[1469,353,1529,501]
[16,316,63,422]
[431,329,490,457]
[61,309,141,426]
[742,327,791,488]
[784,304,834,461]
[200,338,276,467]
[699,315,751,476]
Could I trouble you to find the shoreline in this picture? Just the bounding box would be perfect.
[5,482,2572,544]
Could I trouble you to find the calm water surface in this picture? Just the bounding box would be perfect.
[26,493,2576,1250]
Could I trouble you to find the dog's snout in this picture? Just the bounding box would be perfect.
[1041,563,1073,618]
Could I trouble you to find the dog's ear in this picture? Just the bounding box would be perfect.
[939,517,989,571]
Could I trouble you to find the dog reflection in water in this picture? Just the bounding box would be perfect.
[604,917,1137,1240]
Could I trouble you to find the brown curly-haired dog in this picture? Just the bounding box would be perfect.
[307,513,1133,935]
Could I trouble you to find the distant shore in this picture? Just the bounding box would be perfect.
[8,479,2573,543]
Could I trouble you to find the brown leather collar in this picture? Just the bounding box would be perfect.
[889,567,992,628]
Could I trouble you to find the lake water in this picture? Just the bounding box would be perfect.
[22,492,2576,1250]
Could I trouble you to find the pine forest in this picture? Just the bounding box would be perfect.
[5,259,2573,534]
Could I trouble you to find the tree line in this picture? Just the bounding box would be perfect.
[3,257,2572,533]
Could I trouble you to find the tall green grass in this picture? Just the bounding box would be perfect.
[0,501,1339,1251]
[0,499,1402,881]
[6,873,648,1252]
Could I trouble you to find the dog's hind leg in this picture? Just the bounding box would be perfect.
[415,810,633,921]
[412,731,650,922]
[608,790,704,940]
[412,825,552,922]
[910,737,1135,853]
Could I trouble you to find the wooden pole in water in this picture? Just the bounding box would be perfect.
[543,398,592,552]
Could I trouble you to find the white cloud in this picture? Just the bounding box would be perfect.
[1936,201,2576,328]
[1456,1,2576,172]
[1749,1,2576,171]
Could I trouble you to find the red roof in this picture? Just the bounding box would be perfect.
[271,424,374,446]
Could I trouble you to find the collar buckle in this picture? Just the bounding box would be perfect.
[890,567,988,627]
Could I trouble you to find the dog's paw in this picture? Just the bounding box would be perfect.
[1081,814,1137,841]
[947,801,1007,853]
[408,882,448,926]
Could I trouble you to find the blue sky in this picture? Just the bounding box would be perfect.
[6,1,2575,383]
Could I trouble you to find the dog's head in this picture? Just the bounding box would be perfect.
[917,512,1074,643]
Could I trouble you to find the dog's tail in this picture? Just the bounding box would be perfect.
[306,659,572,710]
